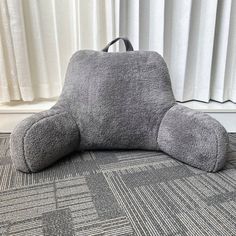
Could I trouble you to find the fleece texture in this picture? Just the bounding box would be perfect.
[10,109,79,172]
[157,105,229,172]
[10,38,229,173]
[58,50,176,150]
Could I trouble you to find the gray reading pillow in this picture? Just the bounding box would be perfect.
[10,37,229,173]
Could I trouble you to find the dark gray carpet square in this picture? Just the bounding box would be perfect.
[0,133,235,235]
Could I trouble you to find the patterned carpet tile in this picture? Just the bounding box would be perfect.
[0,133,236,235]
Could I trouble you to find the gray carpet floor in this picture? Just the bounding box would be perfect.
[0,133,236,236]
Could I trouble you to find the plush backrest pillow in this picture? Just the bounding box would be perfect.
[10,37,229,173]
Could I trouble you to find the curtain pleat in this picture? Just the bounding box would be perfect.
[211,0,236,102]
[0,0,31,101]
[119,0,140,50]
[0,0,235,102]
[164,0,192,101]
[185,0,217,102]
[149,0,165,55]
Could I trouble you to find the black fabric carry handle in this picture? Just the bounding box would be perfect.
[102,37,134,52]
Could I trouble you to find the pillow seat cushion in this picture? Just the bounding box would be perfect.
[10,37,228,173]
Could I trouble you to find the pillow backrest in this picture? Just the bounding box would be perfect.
[59,50,176,150]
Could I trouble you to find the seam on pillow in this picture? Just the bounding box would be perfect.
[212,126,220,172]
[193,115,219,172]
[156,103,177,148]
[66,108,81,146]
[62,101,81,147]
[22,112,63,172]
[190,114,219,172]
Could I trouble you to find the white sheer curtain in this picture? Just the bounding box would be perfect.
[0,0,119,102]
[0,0,235,102]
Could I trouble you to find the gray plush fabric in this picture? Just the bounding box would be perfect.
[58,50,175,150]
[158,105,229,172]
[10,38,229,173]
[10,110,79,172]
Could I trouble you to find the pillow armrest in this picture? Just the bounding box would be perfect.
[10,109,79,173]
[158,104,229,172]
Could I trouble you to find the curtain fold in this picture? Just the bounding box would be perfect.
[0,0,235,102]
